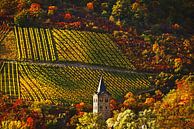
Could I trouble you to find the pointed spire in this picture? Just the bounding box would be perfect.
[97,76,106,94]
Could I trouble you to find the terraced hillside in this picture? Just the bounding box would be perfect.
[0,26,153,104]
[52,29,135,70]
[14,26,135,70]
[0,61,151,104]
[14,27,57,61]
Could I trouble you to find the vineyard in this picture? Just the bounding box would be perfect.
[14,26,135,70]
[0,61,151,104]
[14,27,57,61]
[0,26,154,104]
[0,1,193,128]
[0,26,147,104]
[52,29,135,70]
[0,62,20,98]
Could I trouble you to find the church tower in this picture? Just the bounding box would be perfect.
[93,76,111,120]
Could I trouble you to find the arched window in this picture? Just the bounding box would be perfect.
[105,98,108,102]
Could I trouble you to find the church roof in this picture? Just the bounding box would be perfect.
[96,76,110,95]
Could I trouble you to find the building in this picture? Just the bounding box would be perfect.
[93,76,111,120]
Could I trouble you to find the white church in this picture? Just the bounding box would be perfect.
[93,76,111,120]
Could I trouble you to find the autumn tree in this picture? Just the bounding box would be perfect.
[154,76,194,128]
[152,42,160,64]
[14,9,30,26]
[76,112,107,129]
[107,109,157,129]
[110,0,149,28]
[0,0,18,15]
[30,0,62,7]
[111,0,132,27]
[17,0,31,12]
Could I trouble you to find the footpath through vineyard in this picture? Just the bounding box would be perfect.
[3,59,154,75]
[0,59,154,103]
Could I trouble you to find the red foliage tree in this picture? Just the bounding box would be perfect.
[64,12,72,20]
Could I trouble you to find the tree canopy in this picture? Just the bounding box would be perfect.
[0,0,18,15]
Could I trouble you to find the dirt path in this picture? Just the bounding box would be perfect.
[2,59,155,76]
[1,59,157,94]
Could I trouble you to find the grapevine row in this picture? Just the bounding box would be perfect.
[14,26,135,70]
[0,62,20,98]
[17,62,150,103]
[14,26,57,61]
[52,28,135,70]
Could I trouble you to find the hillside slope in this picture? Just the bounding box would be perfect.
[0,61,151,103]
[0,25,154,103]
[14,26,135,70]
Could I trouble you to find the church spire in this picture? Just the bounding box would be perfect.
[97,76,106,94]
[93,76,111,120]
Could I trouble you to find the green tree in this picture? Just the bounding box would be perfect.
[111,0,132,22]
[110,0,148,27]
[76,113,107,129]
[14,9,30,26]
[107,109,158,129]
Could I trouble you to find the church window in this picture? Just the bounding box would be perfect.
[105,98,108,102]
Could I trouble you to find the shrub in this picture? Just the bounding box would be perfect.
[76,113,107,129]
[14,9,29,26]
[107,109,157,129]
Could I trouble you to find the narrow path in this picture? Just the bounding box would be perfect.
[1,59,157,95]
[1,59,155,76]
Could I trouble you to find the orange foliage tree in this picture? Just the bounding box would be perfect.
[109,99,118,110]
[154,76,194,128]
[29,3,41,13]
[17,0,30,12]
[87,2,94,10]
[48,5,57,16]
